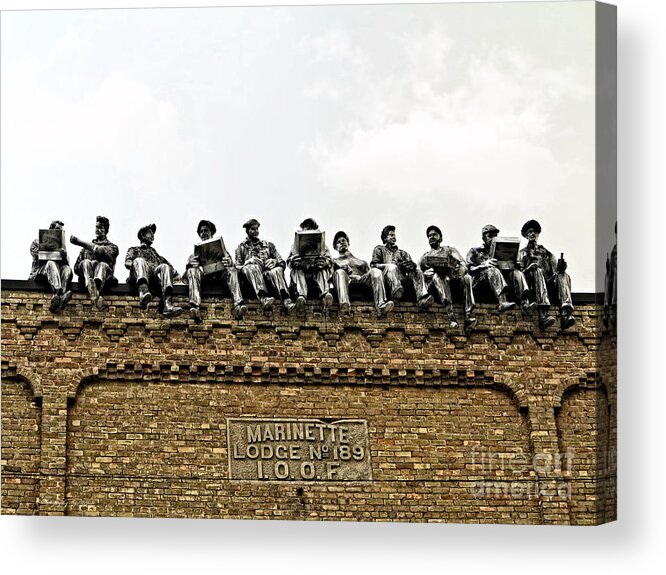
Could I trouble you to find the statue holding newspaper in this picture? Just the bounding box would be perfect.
[29,220,73,313]
[466,224,536,315]
[287,218,334,313]
[184,219,247,322]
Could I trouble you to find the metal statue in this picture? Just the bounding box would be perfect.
[466,224,536,314]
[71,216,118,310]
[371,225,434,311]
[29,220,73,313]
[420,225,476,328]
[235,218,296,313]
[332,231,394,318]
[519,219,575,330]
[124,223,183,318]
[604,222,617,328]
[287,218,334,312]
[184,220,247,322]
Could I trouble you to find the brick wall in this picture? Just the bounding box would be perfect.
[1,284,616,524]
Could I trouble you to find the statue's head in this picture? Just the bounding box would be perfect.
[333,231,349,254]
[521,219,541,242]
[426,225,442,248]
[481,224,499,247]
[381,225,396,246]
[138,223,156,245]
[243,218,260,239]
[49,220,64,230]
[300,218,318,231]
[96,216,110,239]
[197,220,216,241]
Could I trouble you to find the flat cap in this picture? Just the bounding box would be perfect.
[243,218,260,230]
[426,225,442,238]
[481,224,500,236]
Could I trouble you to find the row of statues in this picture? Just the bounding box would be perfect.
[29,216,577,330]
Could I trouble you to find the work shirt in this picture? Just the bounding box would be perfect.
[370,244,415,268]
[519,243,558,279]
[420,246,467,277]
[235,238,286,269]
[125,243,180,282]
[74,238,119,278]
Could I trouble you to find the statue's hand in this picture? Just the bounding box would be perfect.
[424,268,435,279]
[70,235,79,244]
[514,260,523,271]
[222,256,233,267]
[486,258,498,268]
[315,256,328,268]
[350,274,362,282]
[246,256,261,266]
[188,255,200,268]
[557,259,568,273]
[290,256,303,269]
[265,258,277,270]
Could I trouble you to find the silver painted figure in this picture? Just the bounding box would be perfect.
[466,224,536,314]
[71,216,118,310]
[331,231,394,318]
[287,218,334,313]
[125,223,183,318]
[184,220,247,323]
[29,220,73,313]
[235,218,296,314]
[420,225,476,328]
[371,225,434,311]
[519,219,575,330]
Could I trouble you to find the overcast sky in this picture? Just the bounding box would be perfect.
[1,2,608,291]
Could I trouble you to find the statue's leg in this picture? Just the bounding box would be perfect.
[291,268,308,298]
[333,269,351,311]
[94,262,112,291]
[530,268,551,307]
[156,263,182,318]
[363,268,388,311]
[185,267,203,308]
[411,269,433,310]
[429,274,450,304]
[462,273,476,315]
[242,264,267,298]
[554,272,573,314]
[225,267,244,307]
[312,269,332,298]
[265,267,294,312]
[44,261,63,293]
[383,264,402,300]
[512,269,536,313]
[485,267,508,299]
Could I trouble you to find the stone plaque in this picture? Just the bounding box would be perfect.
[227,418,372,481]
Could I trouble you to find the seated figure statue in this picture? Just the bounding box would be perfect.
[29,220,73,313]
[184,219,247,323]
[125,223,183,318]
[519,219,575,330]
[235,218,295,314]
[287,218,334,313]
[331,230,394,318]
[371,225,434,312]
[420,225,476,329]
[71,215,118,310]
[466,224,536,315]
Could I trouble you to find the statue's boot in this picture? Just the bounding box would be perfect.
[162,296,183,318]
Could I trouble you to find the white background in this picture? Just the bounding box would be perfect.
[0,1,663,573]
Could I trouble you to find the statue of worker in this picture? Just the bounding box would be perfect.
[184,219,247,322]
[331,230,394,318]
[287,218,334,313]
[235,218,296,313]
[124,223,183,318]
[29,220,73,313]
[519,219,575,330]
[71,215,118,310]
[419,225,476,328]
[466,224,536,314]
[370,225,434,311]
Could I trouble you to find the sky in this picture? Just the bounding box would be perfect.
[1,1,608,291]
